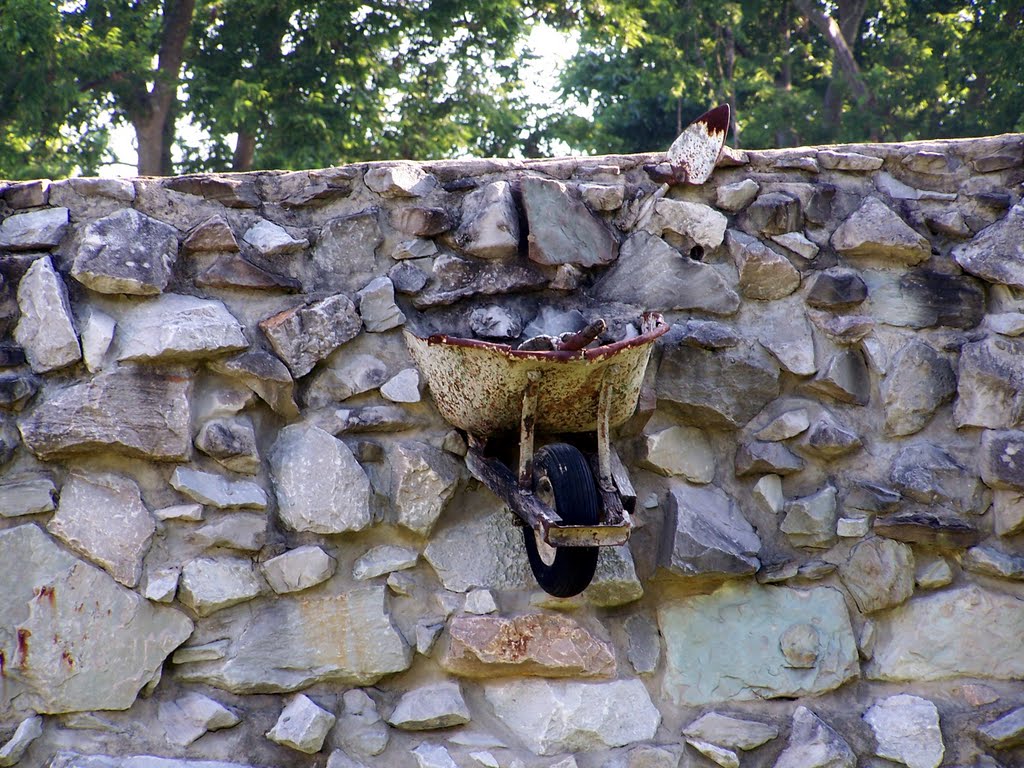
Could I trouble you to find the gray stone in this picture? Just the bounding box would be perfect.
[522,307,585,338]
[662,481,761,577]
[716,179,759,212]
[804,348,870,405]
[464,588,497,614]
[170,467,268,510]
[868,585,1024,681]
[356,276,405,332]
[380,370,419,405]
[757,409,810,441]
[673,319,741,349]
[753,474,784,514]
[116,294,246,362]
[260,293,362,378]
[389,441,459,535]
[337,689,389,758]
[659,582,858,706]
[484,679,659,755]
[926,209,971,237]
[986,312,1024,336]
[261,545,337,594]
[953,200,1024,288]
[752,298,816,375]
[197,255,301,295]
[305,353,388,408]
[864,695,944,768]
[955,337,1024,428]
[190,514,266,552]
[882,341,956,436]
[353,545,417,580]
[0,207,69,250]
[980,429,1024,491]
[579,182,624,211]
[163,175,258,207]
[141,567,180,603]
[423,501,531,593]
[176,585,411,691]
[902,151,948,174]
[583,544,644,607]
[413,252,547,308]
[874,508,981,549]
[796,410,862,459]
[646,198,728,249]
[182,215,239,252]
[242,219,307,256]
[0,524,193,715]
[915,556,953,589]
[470,306,522,340]
[195,416,260,474]
[639,425,714,482]
[454,181,520,260]
[154,503,203,521]
[394,237,439,261]
[818,149,883,171]
[0,715,42,766]
[741,192,803,236]
[269,423,371,534]
[862,269,985,330]
[2,180,49,208]
[736,440,804,476]
[73,208,179,294]
[963,545,1024,581]
[839,537,915,613]
[412,744,457,768]
[208,349,299,418]
[49,755,259,768]
[19,367,192,461]
[805,268,868,309]
[771,231,819,260]
[0,476,56,517]
[807,311,873,344]
[687,740,738,768]
[979,706,1024,748]
[171,640,229,664]
[521,176,617,267]
[658,339,780,428]
[725,230,801,300]
[624,615,660,675]
[890,443,985,513]
[79,306,116,372]
[365,164,435,197]
[389,206,452,237]
[266,694,336,753]
[388,261,429,294]
[683,712,778,751]
[15,256,81,372]
[832,197,930,264]
[772,707,855,768]
[0,373,38,411]
[307,209,384,293]
[993,490,1024,536]
[593,231,739,314]
[387,683,470,730]
[782,486,838,548]
[47,472,155,587]
[178,557,262,616]
[158,692,239,747]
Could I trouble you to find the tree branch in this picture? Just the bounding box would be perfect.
[792,0,873,105]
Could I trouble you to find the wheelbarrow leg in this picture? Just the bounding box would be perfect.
[596,365,618,493]
[518,371,541,491]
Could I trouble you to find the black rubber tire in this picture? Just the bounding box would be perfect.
[523,443,600,598]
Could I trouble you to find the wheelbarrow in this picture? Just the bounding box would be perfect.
[404,312,670,597]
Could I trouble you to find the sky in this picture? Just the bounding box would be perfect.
[98,24,578,178]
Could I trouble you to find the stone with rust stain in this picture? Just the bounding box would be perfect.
[259,293,362,378]
[438,613,616,678]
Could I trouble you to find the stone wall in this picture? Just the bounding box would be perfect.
[1,132,1023,768]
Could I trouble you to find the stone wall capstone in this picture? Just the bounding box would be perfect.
[1,132,1023,768]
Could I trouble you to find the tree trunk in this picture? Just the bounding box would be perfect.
[133,0,196,175]
[232,129,257,172]
[793,0,871,105]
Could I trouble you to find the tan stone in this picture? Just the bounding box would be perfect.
[438,613,615,678]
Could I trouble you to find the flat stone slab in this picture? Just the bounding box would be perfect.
[170,467,267,510]
[386,683,470,730]
[178,557,262,616]
[115,294,247,362]
[658,580,859,705]
[72,208,179,295]
[953,200,1024,288]
[18,367,192,461]
[0,207,69,250]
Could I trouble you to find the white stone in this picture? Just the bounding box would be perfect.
[837,516,871,538]
[158,692,239,747]
[262,545,337,593]
[353,545,418,580]
[47,472,155,587]
[15,255,81,372]
[269,424,371,534]
[751,298,817,376]
[153,503,204,521]
[756,410,811,441]
[387,682,470,730]
[115,294,247,362]
[389,441,459,536]
[178,557,262,616]
[686,740,738,768]
[986,312,1024,336]
[773,706,855,768]
[0,477,56,517]
[337,688,389,758]
[381,368,421,402]
[464,589,497,614]
[357,276,405,332]
[716,179,760,212]
[0,715,43,766]
[485,678,660,755]
[915,557,953,589]
[170,467,267,509]
[817,150,883,171]
[412,743,458,768]
[141,567,180,603]
[640,425,714,483]
[771,231,819,259]
[394,238,439,260]
[0,207,68,249]
[266,694,336,754]
[753,474,785,514]
[365,164,435,197]
[469,751,500,768]
[864,694,944,768]
[79,306,116,372]
[683,712,779,751]
[243,219,308,256]
[648,198,728,249]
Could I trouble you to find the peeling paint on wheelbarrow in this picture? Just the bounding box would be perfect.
[403,313,670,437]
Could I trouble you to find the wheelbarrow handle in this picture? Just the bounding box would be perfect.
[556,319,607,352]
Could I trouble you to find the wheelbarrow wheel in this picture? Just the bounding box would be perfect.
[524,443,600,598]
